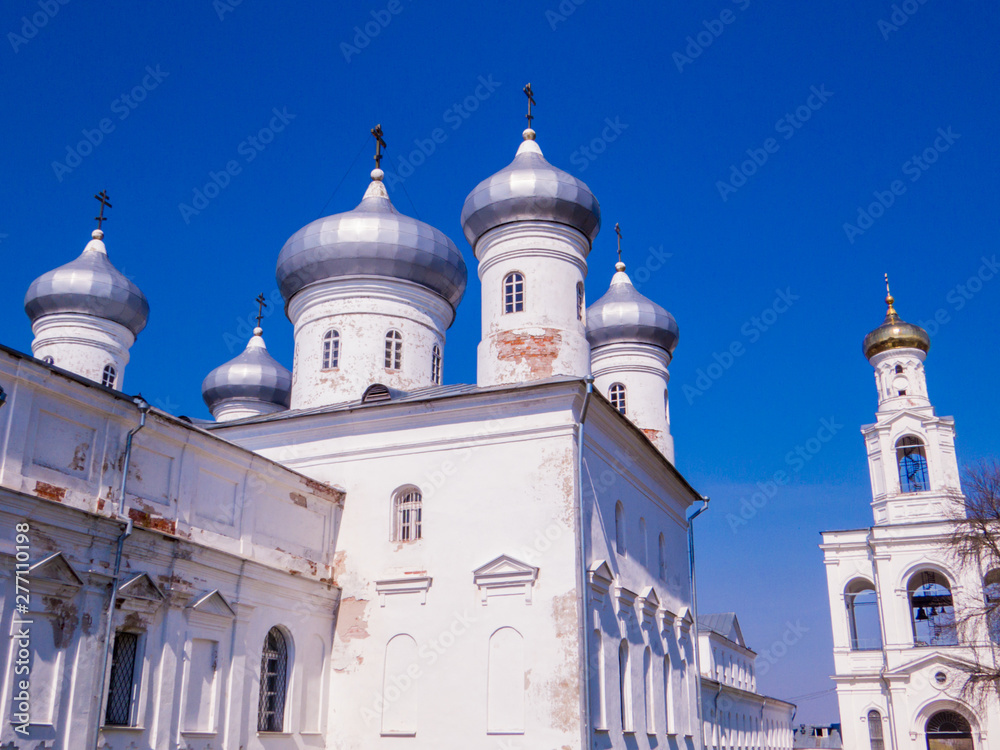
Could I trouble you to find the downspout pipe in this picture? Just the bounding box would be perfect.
[867,529,898,750]
[576,377,595,750]
[688,497,710,749]
[93,395,149,750]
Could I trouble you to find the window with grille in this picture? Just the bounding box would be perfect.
[867,710,884,750]
[431,345,442,385]
[896,436,929,492]
[609,383,627,415]
[504,272,525,314]
[393,487,422,542]
[105,631,140,726]
[102,364,117,389]
[322,329,340,369]
[258,627,288,732]
[384,330,403,370]
[577,282,585,320]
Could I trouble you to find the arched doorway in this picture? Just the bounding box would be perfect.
[926,710,974,749]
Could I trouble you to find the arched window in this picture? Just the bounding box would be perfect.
[638,518,647,566]
[643,646,654,733]
[382,635,418,734]
[488,627,525,733]
[896,436,929,492]
[867,710,884,750]
[322,329,340,369]
[384,329,403,370]
[576,282,585,321]
[609,383,627,415]
[431,345,442,385]
[615,502,626,556]
[894,364,903,374]
[846,579,882,651]
[907,570,958,646]
[618,639,632,732]
[503,272,525,313]
[663,654,673,734]
[42,355,54,365]
[658,533,666,580]
[392,486,422,542]
[258,627,289,732]
[926,710,972,743]
[984,569,1000,644]
[102,364,117,389]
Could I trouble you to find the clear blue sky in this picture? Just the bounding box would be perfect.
[2,0,998,724]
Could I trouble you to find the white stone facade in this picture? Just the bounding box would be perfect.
[30,312,134,390]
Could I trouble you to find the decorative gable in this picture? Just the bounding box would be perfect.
[638,586,660,624]
[588,560,614,598]
[375,576,433,606]
[473,555,539,605]
[117,572,165,616]
[29,552,84,600]
[188,589,236,619]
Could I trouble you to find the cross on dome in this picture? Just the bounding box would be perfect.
[94,190,112,230]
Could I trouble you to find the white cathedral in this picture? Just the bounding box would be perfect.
[0,112,801,750]
[821,289,999,750]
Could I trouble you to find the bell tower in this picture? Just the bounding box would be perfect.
[860,278,961,525]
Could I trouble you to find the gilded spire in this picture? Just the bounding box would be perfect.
[884,272,898,320]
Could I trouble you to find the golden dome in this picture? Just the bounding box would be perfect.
[862,276,930,360]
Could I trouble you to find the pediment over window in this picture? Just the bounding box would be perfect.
[638,586,660,622]
[473,554,539,605]
[28,552,84,599]
[188,589,236,618]
[588,560,614,597]
[376,576,432,606]
[117,572,165,615]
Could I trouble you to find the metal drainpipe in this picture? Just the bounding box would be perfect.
[92,395,149,750]
[576,377,595,750]
[867,529,898,750]
[688,497,710,749]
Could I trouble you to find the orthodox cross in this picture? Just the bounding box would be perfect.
[524,83,535,128]
[255,293,267,328]
[615,223,623,264]
[94,190,112,229]
[371,124,386,169]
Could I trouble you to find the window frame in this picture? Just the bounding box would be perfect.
[609,383,627,415]
[392,486,423,542]
[896,435,929,493]
[322,329,341,370]
[384,329,403,371]
[257,627,290,733]
[104,629,143,727]
[503,272,525,314]
[431,344,442,385]
[102,364,117,389]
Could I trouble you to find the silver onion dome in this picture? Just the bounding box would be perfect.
[201,328,292,413]
[24,229,149,336]
[276,170,467,310]
[460,129,601,248]
[587,263,679,354]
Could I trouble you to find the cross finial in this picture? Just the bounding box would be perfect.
[371,124,386,170]
[254,293,267,329]
[524,83,535,128]
[884,273,897,317]
[94,190,112,230]
[615,223,623,263]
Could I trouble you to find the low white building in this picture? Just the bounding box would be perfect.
[1,109,798,750]
[698,613,796,749]
[820,287,999,750]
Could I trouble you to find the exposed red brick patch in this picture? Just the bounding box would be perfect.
[35,481,67,502]
[290,492,308,508]
[642,428,662,442]
[495,328,562,378]
[128,508,177,535]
